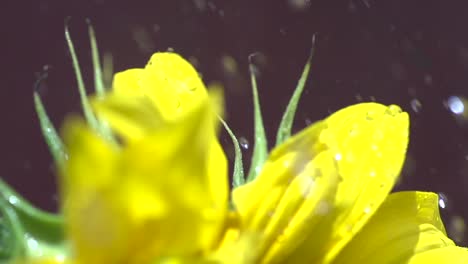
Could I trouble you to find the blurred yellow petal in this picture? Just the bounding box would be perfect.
[333,191,468,263]
[60,91,228,263]
[111,52,207,121]
[233,103,409,263]
[406,246,468,264]
[113,68,145,94]
[292,103,409,263]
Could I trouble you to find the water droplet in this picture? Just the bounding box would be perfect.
[315,201,331,215]
[363,205,372,214]
[366,110,376,121]
[369,171,376,177]
[448,215,466,243]
[8,196,19,205]
[287,0,311,11]
[410,99,422,113]
[385,105,402,116]
[239,137,249,149]
[438,193,449,210]
[300,176,315,198]
[423,74,433,85]
[447,96,465,115]
[334,153,342,161]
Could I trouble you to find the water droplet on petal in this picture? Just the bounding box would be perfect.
[385,105,402,116]
[334,153,342,161]
[315,201,331,215]
[239,137,249,150]
[363,205,372,214]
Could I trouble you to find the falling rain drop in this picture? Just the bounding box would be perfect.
[410,99,422,113]
[239,137,249,150]
[447,96,466,115]
[438,192,449,210]
[448,215,466,243]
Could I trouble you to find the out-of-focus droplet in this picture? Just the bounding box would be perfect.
[131,26,155,55]
[447,96,465,115]
[287,0,311,11]
[152,24,160,33]
[410,99,422,113]
[315,201,331,215]
[386,104,403,116]
[438,192,449,210]
[355,94,363,102]
[334,153,342,161]
[193,0,207,11]
[221,55,238,76]
[239,137,249,150]
[423,74,433,86]
[448,215,466,243]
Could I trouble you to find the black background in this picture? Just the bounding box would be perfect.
[3,0,468,246]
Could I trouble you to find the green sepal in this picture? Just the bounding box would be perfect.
[246,54,268,183]
[66,19,116,145]
[219,117,245,188]
[33,92,67,169]
[275,35,316,146]
[65,18,100,133]
[86,18,106,97]
[0,179,66,262]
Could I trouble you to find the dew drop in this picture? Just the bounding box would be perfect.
[239,137,249,150]
[8,196,19,205]
[363,205,372,214]
[410,99,422,113]
[365,110,376,121]
[385,105,402,116]
[315,201,331,215]
[334,153,342,161]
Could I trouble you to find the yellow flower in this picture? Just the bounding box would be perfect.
[50,52,468,263]
[59,53,228,263]
[232,103,468,263]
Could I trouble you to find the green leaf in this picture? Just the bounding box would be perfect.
[219,117,245,188]
[246,53,268,182]
[275,35,316,146]
[33,92,67,169]
[0,179,66,262]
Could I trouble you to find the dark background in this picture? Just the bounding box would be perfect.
[3,0,468,246]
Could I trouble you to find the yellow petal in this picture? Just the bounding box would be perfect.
[61,92,228,263]
[333,191,468,263]
[233,120,340,263]
[111,52,208,121]
[113,68,145,94]
[406,246,468,263]
[233,103,409,263]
